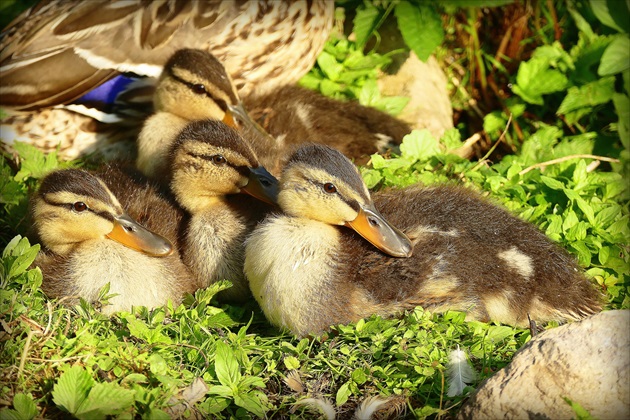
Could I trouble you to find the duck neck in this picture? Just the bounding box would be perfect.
[182,198,253,301]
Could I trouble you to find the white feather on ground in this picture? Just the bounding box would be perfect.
[294,397,336,420]
[446,345,477,397]
[354,395,392,420]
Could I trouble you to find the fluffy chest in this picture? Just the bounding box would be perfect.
[185,209,250,289]
[68,241,174,313]
[244,217,341,330]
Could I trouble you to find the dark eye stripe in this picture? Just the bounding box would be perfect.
[42,196,115,222]
[169,71,230,113]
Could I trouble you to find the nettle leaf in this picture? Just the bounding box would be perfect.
[599,36,630,76]
[353,3,381,49]
[512,57,569,105]
[400,130,441,161]
[395,1,444,61]
[52,366,94,415]
[74,382,135,420]
[557,76,615,116]
[214,341,241,388]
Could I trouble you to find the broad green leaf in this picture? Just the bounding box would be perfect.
[540,176,565,190]
[8,243,40,280]
[595,205,622,227]
[563,210,580,232]
[239,376,265,389]
[440,128,463,151]
[207,385,234,398]
[395,2,443,61]
[599,36,630,76]
[400,129,441,161]
[148,353,168,376]
[234,393,266,418]
[532,42,575,72]
[557,76,615,115]
[75,382,135,420]
[8,393,38,420]
[335,382,352,406]
[613,93,630,148]
[599,246,611,265]
[283,356,300,370]
[214,341,241,388]
[352,3,381,49]
[589,0,630,33]
[512,57,569,105]
[485,326,514,343]
[52,365,94,415]
[483,111,507,136]
[569,241,592,266]
[316,51,344,82]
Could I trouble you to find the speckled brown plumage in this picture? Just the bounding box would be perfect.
[243,85,412,165]
[245,144,603,337]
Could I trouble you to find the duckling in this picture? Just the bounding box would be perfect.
[164,119,278,302]
[31,169,198,314]
[244,144,603,337]
[1,1,333,158]
[136,48,279,180]
[243,85,412,165]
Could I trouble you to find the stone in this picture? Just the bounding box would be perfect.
[379,53,453,141]
[458,310,630,419]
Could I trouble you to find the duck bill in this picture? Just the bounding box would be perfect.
[106,213,173,257]
[240,166,279,206]
[345,204,413,258]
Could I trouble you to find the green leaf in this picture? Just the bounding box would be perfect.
[557,76,616,115]
[613,93,630,148]
[207,385,234,398]
[353,3,381,49]
[148,353,168,376]
[9,393,38,420]
[9,243,40,280]
[599,36,630,76]
[335,382,352,406]
[214,341,241,388]
[569,241,592,266]
[52,366,94,415]
[589,0,630,34]
[440,128,463,151]
[400,129,441,161]
[283,356,300,370]
[540,176,565,190]
[395,2,444,61]
[316,51,344,82]
[233,392,266,418]
[75,382,135,420]
[512,57,569,105]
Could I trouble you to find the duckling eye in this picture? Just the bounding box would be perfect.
[73,202,88,212]
[191,83,206,94]
[323,183,337,194]
[211,155,227,165]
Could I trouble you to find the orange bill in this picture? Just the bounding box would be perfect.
[345,204,413,258]
[106,213,173,257]
[241,166,279,206]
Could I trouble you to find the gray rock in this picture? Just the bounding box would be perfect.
[458,310,630,420]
